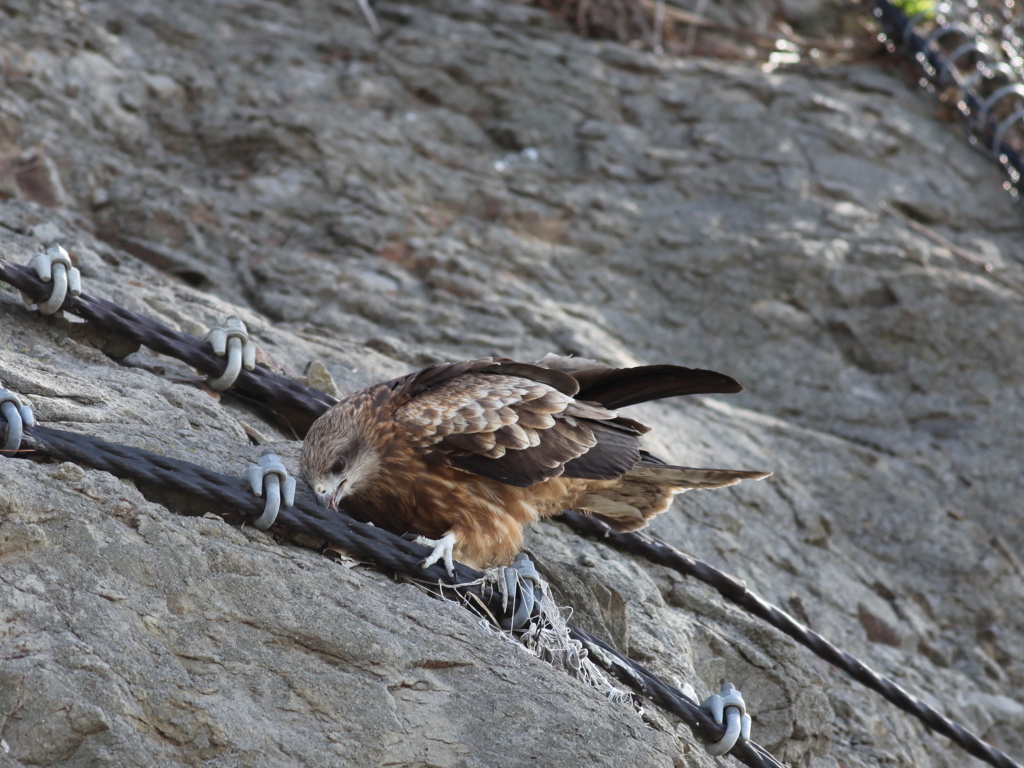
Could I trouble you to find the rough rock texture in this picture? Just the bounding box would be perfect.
[2,1,1024,766]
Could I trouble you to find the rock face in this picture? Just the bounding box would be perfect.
[2,1,1024,766]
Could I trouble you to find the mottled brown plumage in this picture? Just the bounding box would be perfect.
[300,355,770,572]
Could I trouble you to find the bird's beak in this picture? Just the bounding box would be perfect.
[326,480,346,511]
[311,481,348,512]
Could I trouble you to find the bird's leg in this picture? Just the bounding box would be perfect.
[414,531,458,577]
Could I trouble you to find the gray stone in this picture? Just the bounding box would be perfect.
[2,1,1024,766]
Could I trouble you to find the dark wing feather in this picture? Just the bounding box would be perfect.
[389,359,496,400]
[477,360,580,396]
[391,357,580,402]
[576,364,742,408]
[535,354,742,408]
[560,420,642,480]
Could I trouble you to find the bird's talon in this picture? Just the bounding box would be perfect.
[415,532,457,577]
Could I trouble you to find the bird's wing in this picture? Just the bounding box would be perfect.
[534,354,743,408]
[389,358,579,400]
[395,370,643,487]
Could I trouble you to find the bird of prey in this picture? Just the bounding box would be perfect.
[300,355,769,575]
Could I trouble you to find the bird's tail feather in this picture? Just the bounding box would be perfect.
[577,462,771,532]
[629,462,771,490]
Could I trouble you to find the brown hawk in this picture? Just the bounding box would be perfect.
[300,355,769,574]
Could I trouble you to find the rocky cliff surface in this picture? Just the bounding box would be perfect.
[2,1,1024,766]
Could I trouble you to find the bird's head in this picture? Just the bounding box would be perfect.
[300,395,383,511]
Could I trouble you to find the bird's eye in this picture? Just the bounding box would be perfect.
[330,457,347,475]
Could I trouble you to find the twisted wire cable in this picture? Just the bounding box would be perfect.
[568,623,783,767]
[0,259,336,432]
[18,423,784,768]
[558,511,1021,768]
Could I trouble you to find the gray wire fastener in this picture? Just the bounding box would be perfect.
[21,245,82,315]
[937,40,991,86]
[243,449,296,529]
[992,107,1024,155]
[960,61,1016,100]
[701,681,752,757]
[916,23,978,79]
[0,387,34,454]
[491,552,542,630]
[977,83,1024,128]
[924,22,979,54]
[204,316,256,391]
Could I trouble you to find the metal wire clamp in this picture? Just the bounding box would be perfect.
[485,552,543,630]
[701,681,752,757]
[0,387,34,454]
[204,315,256,391]
[21,245,82,315]
[243,449,296,529]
